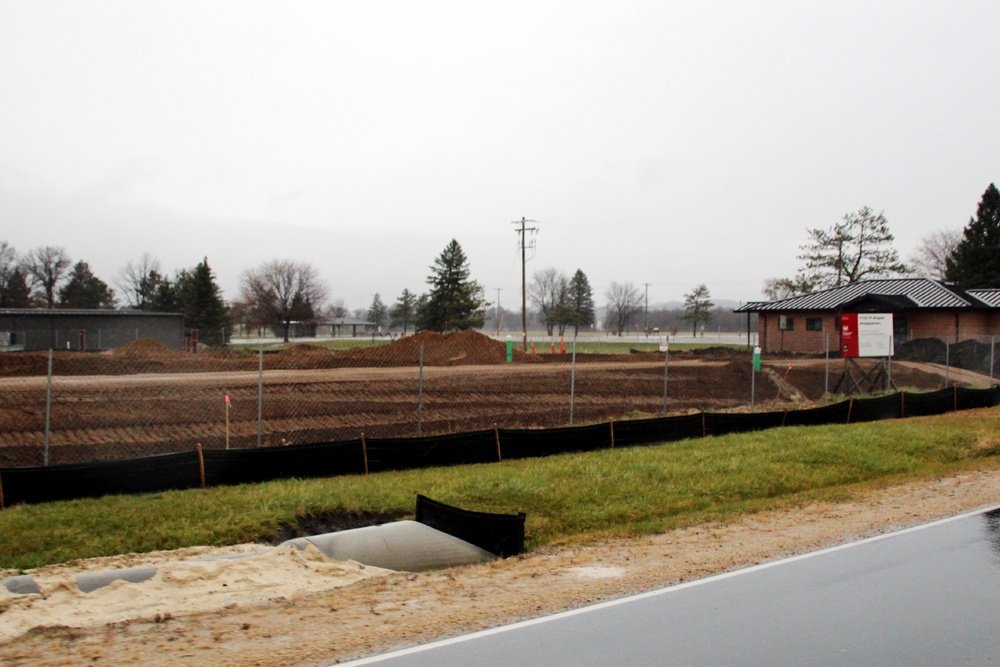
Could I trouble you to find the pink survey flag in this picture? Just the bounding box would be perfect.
[225,394,231,406]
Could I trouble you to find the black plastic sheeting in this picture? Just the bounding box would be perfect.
[415,494,526,557]
[2,386,998,507]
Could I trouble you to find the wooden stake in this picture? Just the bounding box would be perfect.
[701,412,707,438]
[196,443,206,489]
[847,398,854,424]
[609,419,615,448]
[781,410,788,427]
[900,391,905,419]
[493,423,502,462]
[0,470,5,510]
[225,396,230,450]
[361,432,369,475]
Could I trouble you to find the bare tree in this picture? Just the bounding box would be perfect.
[25,245,72,308]
[240,260,329,342]
[908,229,961,280]
[605,281,642,336]
[114,253,163,309]
[529,267,570,335]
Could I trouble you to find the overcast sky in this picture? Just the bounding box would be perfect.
[2,1,998,312]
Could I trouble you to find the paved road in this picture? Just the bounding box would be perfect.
[341,506,1000,666]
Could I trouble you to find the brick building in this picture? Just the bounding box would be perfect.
[735,279,1000,355]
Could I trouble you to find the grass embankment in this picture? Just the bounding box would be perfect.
[2,409,998,571]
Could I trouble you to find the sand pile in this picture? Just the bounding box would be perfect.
[0,543,391,643]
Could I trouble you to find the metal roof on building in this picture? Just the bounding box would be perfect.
[969,289,1000,308]
[734,279,999,313]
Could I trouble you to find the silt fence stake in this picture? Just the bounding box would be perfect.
[257,341,264,448]
[417,342,424,436]
[361,432,369,475]
[493,423,502,462]
[569,339,577,426]
[196,443,206,489]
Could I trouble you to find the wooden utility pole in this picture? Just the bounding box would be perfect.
[512,217,537,352]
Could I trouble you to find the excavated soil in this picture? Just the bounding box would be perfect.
[0,333,963,467]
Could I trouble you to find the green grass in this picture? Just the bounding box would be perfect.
[2,409,998,571]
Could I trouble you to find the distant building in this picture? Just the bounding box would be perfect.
[735,279,1000,355]
[0,309,185,352]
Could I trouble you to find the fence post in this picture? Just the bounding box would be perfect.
[945,342,951,387]
[257,342,264,447]
[44,349,53,467]
[196,443,206,489]
[360,432,369,475]
[609,419,615,448]
[569,339,577,426]
[701,412,707,437]
[847,398,854,424]
[991,336,995,387]
[824,333,830,401]
[900,391,905,419]
[417,341,424,436]
[493,423,501,462]
[661,344,669,415]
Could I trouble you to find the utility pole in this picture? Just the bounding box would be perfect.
[643,283,651,337]
[496,287,502,337]
[512,217,537,351]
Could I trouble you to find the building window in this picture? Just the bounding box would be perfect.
[779,316,794,331]
[806,317,823,331]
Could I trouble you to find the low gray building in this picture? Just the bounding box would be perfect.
[0,309,186,352]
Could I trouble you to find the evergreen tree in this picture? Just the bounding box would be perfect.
[0,242,32,308]
[567,269,595,336]
[389,288,418,335]
[58,261,117,309]
[797,207,906,288]
[0,266,32,307]
[682,284,714,336]
[177,258,231,346]
[417,239,486,332]
[367,293,388,332]
[945,183,1000,288]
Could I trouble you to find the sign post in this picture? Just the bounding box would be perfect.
[751,346,761,411]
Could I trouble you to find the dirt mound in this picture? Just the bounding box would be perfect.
[344,331,538,366]
[268,343,336,367]
[111,338,177,358]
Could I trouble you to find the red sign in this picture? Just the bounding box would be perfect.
[841,313,859,357]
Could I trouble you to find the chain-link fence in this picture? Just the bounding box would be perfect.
[0,331,996,468]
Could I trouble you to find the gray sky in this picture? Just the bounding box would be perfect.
[2,1,997,313]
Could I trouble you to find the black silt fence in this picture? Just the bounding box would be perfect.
[202,440,365,487]
[2,451,200,506]
[499,423,611,459]
[2,387,998,507]
[848,394,902,423]
[704,411,787,437]
[415,494,525,557]
[365,430,499,473]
